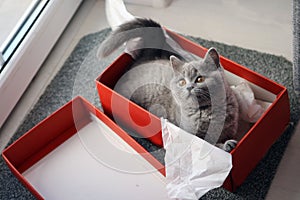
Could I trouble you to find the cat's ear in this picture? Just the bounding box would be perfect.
[170,55,183,72]
[204,48,221,68]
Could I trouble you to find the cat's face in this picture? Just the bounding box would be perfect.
[170,48,224,107]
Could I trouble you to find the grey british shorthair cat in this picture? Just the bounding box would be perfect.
[98,18,239,152]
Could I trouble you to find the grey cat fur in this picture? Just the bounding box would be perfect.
[98,18,239,151]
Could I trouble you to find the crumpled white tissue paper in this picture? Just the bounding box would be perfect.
[231,81,271,123]
[161,118,232,200]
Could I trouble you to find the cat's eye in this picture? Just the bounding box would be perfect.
[178,79,186,86]
[195,76,205,83]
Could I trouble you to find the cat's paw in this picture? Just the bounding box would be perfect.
[221,139,238,152]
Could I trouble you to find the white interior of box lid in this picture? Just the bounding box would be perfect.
[22,114,169,200]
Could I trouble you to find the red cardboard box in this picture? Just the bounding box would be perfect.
[96,30,290,191]
[2,96,168,200]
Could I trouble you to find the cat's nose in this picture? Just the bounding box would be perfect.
[186,85,194,91]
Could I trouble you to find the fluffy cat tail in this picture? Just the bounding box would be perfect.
[97,18,172,59]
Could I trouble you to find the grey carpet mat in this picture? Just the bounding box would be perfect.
[0,28,298,200]
[293,0,300,93]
